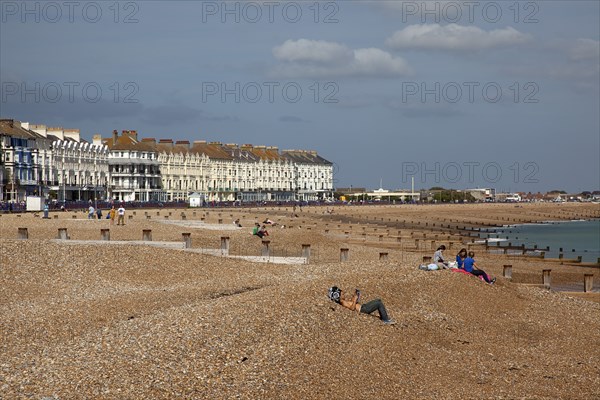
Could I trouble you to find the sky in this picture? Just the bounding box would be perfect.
[1,0,599,193]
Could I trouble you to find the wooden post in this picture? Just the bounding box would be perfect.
[542,269,551,289]
[379,235,383,242]
[503,265,512,279]
[164,215,169,220]
[218,218,223,224]
[302,244,311,263]
[182,233,191,249]
[261,240,270,257]
[221,236,230,255]
[129,215,133,220]
[431,240,436,250]
[142,229,152,241]
[53,215,58,219]
[379,252,389,261]
[58,228,69,240]
[181,214,187,220]
[422,256,432,264]
[584,275,593,293]
[101,229,110,241]
[17,227,28,240]
[340,248,349,262]
[396,236,402,243]
[156,211,160,216]
[72,215,76,219]
[146,215,151,219]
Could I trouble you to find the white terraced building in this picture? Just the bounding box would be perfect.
[1,122,334,204]
[0,120,109,203]
[139,136,333,203]
[96,130,164,202]
[31,125,109,202]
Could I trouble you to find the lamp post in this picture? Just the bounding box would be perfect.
[62,158,66,202]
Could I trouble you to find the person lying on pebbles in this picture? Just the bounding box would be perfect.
[328,286,395,325]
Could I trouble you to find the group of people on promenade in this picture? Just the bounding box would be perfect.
[84,204,126,225]
[434,245,496,284]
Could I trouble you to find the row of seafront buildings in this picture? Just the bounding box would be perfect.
[0,119,334,204]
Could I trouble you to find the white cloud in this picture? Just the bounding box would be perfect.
[271,39,412,78]
[273,39,354,64]
[569,38,600,61]
[386,24,532,51]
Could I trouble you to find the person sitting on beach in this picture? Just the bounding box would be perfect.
[463,251,496,284]
[433,245,448,269]
[252,223,264,238]
[233,218,242,227]
[263,218,276,225]
[328,286,395,325]
[456,248,468,269]
[259,224,269,237]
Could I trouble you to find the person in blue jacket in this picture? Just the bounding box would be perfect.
[463,251,496,284]
[456,248,468,269]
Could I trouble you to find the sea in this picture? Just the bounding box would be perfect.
[483,219,600,263]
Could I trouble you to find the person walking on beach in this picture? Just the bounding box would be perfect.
[463,251,495,284]
[117,204,125,225]
[88,205,95,219]
[109,206,116,225]
[434,245,448,269]
[328,286,395,325]
[456,248,468,269]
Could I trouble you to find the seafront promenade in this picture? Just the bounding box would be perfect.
[1,202,599,399]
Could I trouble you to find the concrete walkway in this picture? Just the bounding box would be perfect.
[50,239,307,265]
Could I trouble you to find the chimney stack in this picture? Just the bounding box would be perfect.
[159,139,174,148]
[112,129,118,144]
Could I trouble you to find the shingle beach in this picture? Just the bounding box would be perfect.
[1,203,599,399]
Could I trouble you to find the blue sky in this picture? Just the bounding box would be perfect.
[2,1,599,192]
